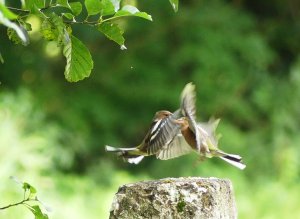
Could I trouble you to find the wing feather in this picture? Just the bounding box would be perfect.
[180,83,202,151]
[157,133,194,160]
[140,113,181,155]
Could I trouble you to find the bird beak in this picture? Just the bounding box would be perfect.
[174,118,185,125]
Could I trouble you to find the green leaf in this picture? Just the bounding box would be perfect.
[0,6,29,45]
[110,0,121,11]
[24,22,32,31]
[22,182,37,193]
[63,12,74,20]
[85,0,102,16]
[51,14,70,46]
[0,4,17,19]
[169,0,178,12]
[66,25,72,35]
[56,0,70,8]
[114,5,152,21]
[7,28,23,44]
[30,185,37,194]
[69,2,82,16]
[41,14,70,46]
[22,182,37,199]
[7,22,31,44]
[24,0,45,13]
[41,19,56,41]
[99,0,115,16]
[29,205,49,219]
[98,22,125,46]
[63,35,93,82]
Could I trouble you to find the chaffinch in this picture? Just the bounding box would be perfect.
[105,82,245,169]
[177,82,210,154]
[157,117,246,169]
[105,83,197,164]
[105,110,181,164]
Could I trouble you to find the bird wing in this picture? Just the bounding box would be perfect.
[140,113,181,155]
[156,133,194,160]
[180,83,202,151]
[197,118,220,151]
[157,119,222,160]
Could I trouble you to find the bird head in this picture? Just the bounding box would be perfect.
[153,110,172,122]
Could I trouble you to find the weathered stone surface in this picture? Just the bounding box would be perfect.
[109,177,237,219]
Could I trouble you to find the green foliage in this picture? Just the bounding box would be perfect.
[41,19,57,41]
[24,0,45,13]
[22,182,37,198]
[69,2,83,16]
[1,0,300,218]
[7,28,23,44]
[99,0,116,16]
[63,35,93,82]
[114,5,152,21]
[85,0,102,16]
[0,0,176,81]
[0,4,29,45]
[29,206,49,219]
[98,22,125,46]
[0,178,49,219]
[0,90,145,218]
[169,0,178,12]
[0,4,18,19]
[40,13,70,47]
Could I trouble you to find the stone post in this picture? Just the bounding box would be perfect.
[109,177,237,219]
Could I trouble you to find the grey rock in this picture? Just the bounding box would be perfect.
[109,177,237,219]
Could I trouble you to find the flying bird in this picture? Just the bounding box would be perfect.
[105,83,246,169]
[158,117,246,170]
[105,110,180,164]
[105,83,197,164]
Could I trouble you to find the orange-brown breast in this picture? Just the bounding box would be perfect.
[181,127,197,150]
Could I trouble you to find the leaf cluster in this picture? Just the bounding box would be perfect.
[0,177,49,219]
[0,0,179,81]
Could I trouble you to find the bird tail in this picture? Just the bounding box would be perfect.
[217,151,246,170]
[105,145,144,164]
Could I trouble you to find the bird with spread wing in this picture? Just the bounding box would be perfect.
[105,83,196,164]
[105,110,180,164]
[156,83,246,169]
[158,117,246,170]
[105,83,246,169]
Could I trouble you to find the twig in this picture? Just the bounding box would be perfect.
[64,20,100,25]
[6,7,29,13]
[0,198,29,210]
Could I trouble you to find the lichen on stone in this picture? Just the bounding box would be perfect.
[109,177,237,219]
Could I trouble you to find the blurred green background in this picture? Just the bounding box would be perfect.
[1,0,300,218]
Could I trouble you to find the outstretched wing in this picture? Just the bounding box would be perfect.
[140,113,181,155]
[197,118,220,150]
[156,133,194,160]
[180,82,202,151]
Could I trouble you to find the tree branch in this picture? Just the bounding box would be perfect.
[64,20,100,25]
[6,7,29,13]
[0,198,29,210]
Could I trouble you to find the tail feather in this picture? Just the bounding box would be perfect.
[127,156,144,164]
[105,145,136,152]
[105,145,144,164]
[219,154,246,170]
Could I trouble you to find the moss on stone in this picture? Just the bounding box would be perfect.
[177,199,186,212]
